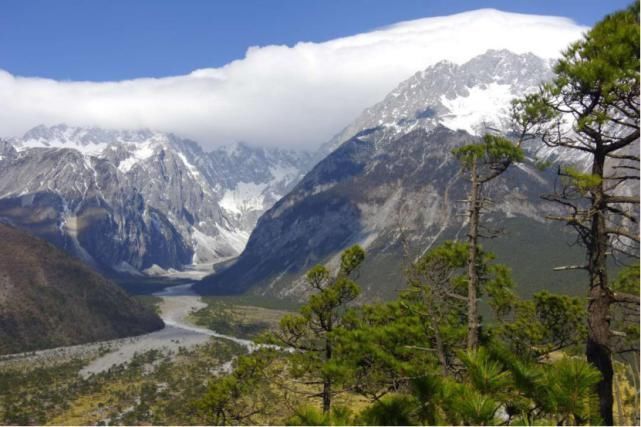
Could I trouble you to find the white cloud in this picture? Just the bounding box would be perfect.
[0,9,587,149]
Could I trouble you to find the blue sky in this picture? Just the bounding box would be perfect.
[0,0,632,81]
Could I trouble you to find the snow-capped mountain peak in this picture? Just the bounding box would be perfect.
[318,49,553,157]
[0,125,314,275]
[17,124,161,155]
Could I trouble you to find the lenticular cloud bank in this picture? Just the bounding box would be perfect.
[0,9,587,149]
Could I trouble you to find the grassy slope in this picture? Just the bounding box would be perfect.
[191,298,292,340]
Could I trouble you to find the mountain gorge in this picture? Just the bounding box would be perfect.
[0,126,313,275]
[198,49,592,299]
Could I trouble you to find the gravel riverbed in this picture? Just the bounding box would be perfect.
[0,283,256,376]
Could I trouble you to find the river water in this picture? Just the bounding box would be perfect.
[78,282,261,377]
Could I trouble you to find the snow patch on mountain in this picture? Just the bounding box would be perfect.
[175,151,202,179]
[269,164,301,186]
[191,227,223,264]
[215,223,250,254]
[219,182,268,215]
[17,137,109,156]
[440,83,513,134]
[118,142,157,172]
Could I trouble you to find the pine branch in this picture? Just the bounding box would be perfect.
[612,292,641,305]
[603,175,640,181]
[604,130,640,153]
[607,153,640,162]
[605,205,638,223]
[403,345,438,352]
[553,264,589,271]
[605,196,640,204]
[605,228,640,243]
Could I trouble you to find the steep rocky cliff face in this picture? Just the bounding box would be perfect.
[0,223,164,355]
[0,126,312,274]
[197,50,593,299]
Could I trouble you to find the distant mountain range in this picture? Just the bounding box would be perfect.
[0,125,313,275]
[0,223,163,355]
[1,49,636,301]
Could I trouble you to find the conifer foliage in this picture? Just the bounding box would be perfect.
[274,245,365,414]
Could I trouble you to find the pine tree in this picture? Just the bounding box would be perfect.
[453,134,524,349]
[275,245,365,414]
[497,290,587,364]
[512,3,640,423]
[197,350,277,425]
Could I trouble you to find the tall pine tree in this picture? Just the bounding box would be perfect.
[512,3,640,423]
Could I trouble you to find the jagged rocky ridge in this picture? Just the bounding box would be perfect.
[198,49,598,299]
[0,125,313,275]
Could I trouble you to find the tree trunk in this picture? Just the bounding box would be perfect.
[586,150,614,425]
[432,319,449,375]
[467,159,480,350]
[322,379,331,415]
[587,335,614,425]
[322,329,332,414]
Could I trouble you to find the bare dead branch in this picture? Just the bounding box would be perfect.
[605,196,640,204]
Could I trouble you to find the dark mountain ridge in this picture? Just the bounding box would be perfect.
[0,223,164,355]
